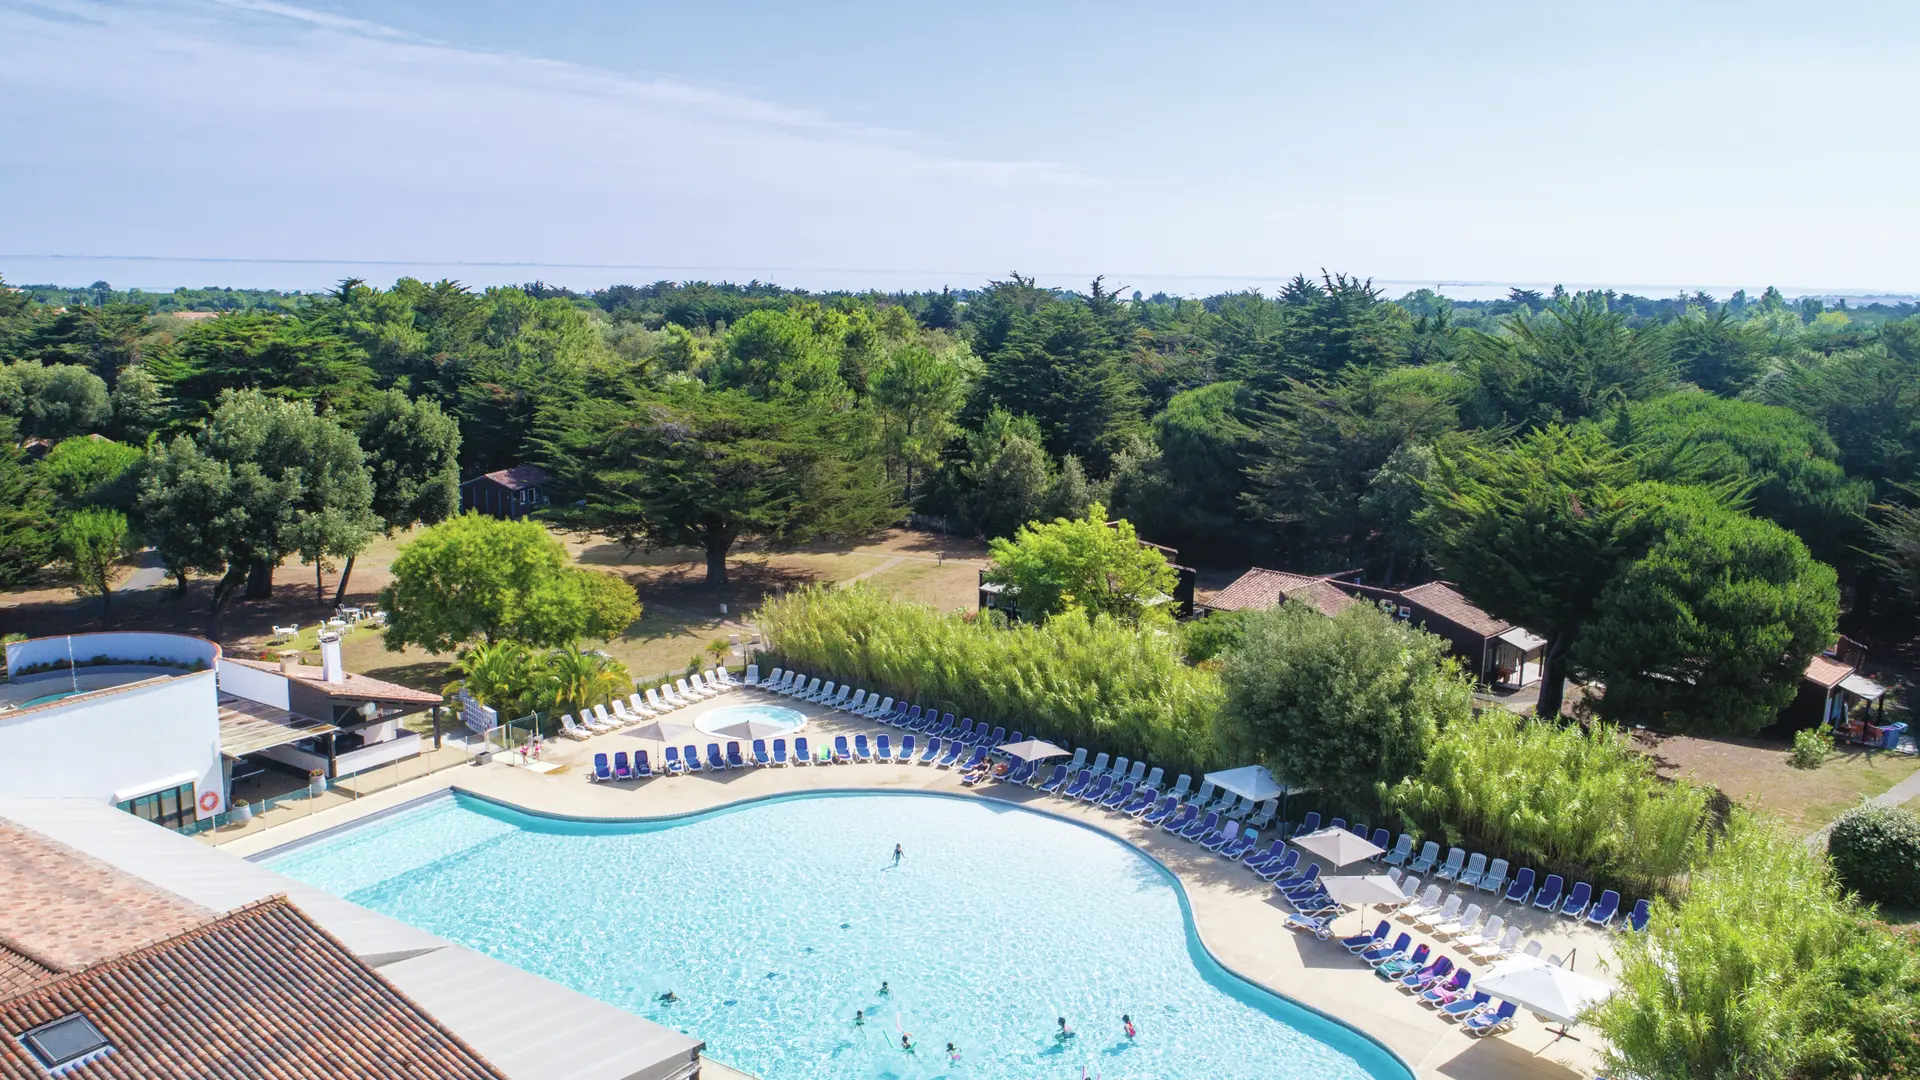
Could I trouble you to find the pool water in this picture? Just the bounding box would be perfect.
[267,792,1408,1080]
[695,703,808,739]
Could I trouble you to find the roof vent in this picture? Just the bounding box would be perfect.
[19,1013,113,1073]
[318,632,344,685]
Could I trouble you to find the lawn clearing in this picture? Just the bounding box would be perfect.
[1635,730,1920,834]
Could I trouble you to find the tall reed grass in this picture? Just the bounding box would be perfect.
[757,584,1228,773]
[1384,709,1711,896]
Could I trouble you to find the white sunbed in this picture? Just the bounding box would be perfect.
[744,664,761,685]
[646,687,674,712]
[557,713,594,740]
[628,693,659,719]
[661,683,690,708]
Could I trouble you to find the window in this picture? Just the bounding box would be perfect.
[20,1014,112,1071]
[116,782,196,831]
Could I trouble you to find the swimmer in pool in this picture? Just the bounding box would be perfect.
[657,990,678,1003]
[878,981,891,997]
[893,843,904,865]
[900,1032,915,1052]
[1122,1013,1137,1040]
[854,1009,865,1026]
[1056,1016,1076,1041]
[947,1042,960,1063]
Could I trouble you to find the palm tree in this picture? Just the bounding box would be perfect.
[445,639,538,718]
[539,645,630,721]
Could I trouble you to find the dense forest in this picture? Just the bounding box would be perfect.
[4,269,1918,723]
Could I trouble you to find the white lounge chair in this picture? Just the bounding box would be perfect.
[1459,914,1504,953]
[610,699,635,723]
[646,687,673,712]
[558,713,593,740]
[844,690,868,713]
[700,669,729,694]
[677,676,710,701]
[592,704,619,730]
[1433,902,1482,939]
[627,693,658,718]
[716,667,741,689]
[1400,885,1444,922]
[579,707,614,733]
[863,695,894,719]
[792,677,821,700]
[777,671,802,695]
[827,685,852,710]
[1415,895,1462,933]
[806,680,836,704]
[745,663,762,685]
[661,683,690,708]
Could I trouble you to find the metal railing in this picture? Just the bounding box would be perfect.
[188,745,470,844]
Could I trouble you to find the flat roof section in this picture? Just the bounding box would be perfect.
[217,693,336,757]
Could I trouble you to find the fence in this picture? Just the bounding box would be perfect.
[187,743,470,845]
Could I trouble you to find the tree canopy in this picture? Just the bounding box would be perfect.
[984,504,1176,624]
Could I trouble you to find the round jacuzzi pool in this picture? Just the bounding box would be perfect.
[693,703,808,739]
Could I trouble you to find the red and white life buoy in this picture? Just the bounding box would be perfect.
[198,790,220,813]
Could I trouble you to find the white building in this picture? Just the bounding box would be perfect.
[0,630,437,833]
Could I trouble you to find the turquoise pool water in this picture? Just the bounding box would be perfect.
[696,703,808,739]
[267,792,1409,1080]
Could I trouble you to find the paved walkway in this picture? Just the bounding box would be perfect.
[226,688,1609,1080]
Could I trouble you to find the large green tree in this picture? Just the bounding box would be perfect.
[870,342,971,503]
[380,513,639,652]
[0,420,55,584]
[37,436,144,512]
[134,391,378,628]
[152,312,374,419]
[542,382,900,585]
[55,508,131,613]
[1220,601,1472,795]
[1574,483,1839,735]
[975,294,1145,469]
[0,361,112,441]
[984,504,1176,624]
[331,389,462,606]
[1466,296,1673,430]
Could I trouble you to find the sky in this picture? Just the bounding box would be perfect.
[2,0,1917,297]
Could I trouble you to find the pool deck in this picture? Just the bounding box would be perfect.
[224,686,1608,1080]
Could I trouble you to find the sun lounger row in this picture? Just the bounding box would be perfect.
[1277,917,1529,1039]
[1275,812,1652,934]
[555,670,738,741]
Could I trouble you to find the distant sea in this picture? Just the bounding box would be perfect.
[1,255,1913,305]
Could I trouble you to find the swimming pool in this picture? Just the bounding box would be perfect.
[266,792,1410,1080]
[695,703,808,740]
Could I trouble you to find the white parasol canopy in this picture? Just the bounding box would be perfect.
[1318,874,1408,908]
[1203,765,1289,803]
[996,739,1070,762]
[1476,955,1613,1026]
[623,719,702,746]
[1292,827,1386,868]
[707,716,793,741]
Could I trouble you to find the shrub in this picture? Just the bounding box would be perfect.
[1220,602,1470,795]
[758,583,1226,772]
[1599,811,1920,1080]
[1180,610,1248,664]
[1386,710,1710,896]
[1790,725,1833,769]
[1829,802,1920,908]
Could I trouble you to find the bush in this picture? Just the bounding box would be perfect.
[1790,725,1833,769]
[758,583,1226,773]
[1387,710,1710,896]
[1829,802,1920,908]
[1220,602,1470,796]
[1180,610,1248,664]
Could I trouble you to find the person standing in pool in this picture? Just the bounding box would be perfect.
[878,981,891,997]
[893,843,904,866]
[854,1009,865,1026]
[946,1042,960,1064]
[1056,1016,1076,1041]
[1122,1014,1137,1040]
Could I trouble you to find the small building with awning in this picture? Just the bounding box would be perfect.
[219,634,441,781]
[1778,636,1895,744]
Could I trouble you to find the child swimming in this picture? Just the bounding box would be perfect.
[1122,1013,1137,1039]
[878,981,891,997]
[853,1009,865,1026]
[1056,1016,1076,1041]
[946,1041,960,1063]
[657,990,678,1003]
[899,1031,915,1052]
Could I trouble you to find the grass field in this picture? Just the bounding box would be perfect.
[1636,730,1920,834]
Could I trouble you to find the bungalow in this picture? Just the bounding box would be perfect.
[1200,567,1362,618]
[459,465,552,521]
[1777,635,1892,741]
[1336,581,1547,690]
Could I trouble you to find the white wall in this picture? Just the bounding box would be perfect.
[0,670,222,807]
[5,631,218,677]
[216,659,289,709]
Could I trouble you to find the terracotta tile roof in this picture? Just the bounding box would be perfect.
[0,896,506,1080]
[224,657,443,706]
[1398,581,1511,639]
[0,822,213,973]
[1804,653,1854,688]
[474,465,552,490]
[0,948,54,998]
[1204,568,1359,616]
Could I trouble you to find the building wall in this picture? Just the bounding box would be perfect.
[1339,584,1492,680]
[0,671,222,807]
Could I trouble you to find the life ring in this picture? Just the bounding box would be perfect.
[198,790,220,813]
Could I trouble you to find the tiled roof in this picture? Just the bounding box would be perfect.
[1398,582,1511,639]
[0,949,54,998]
[224,657,443,706]
[0,896,507,1080]
[0,823,212,973]
[1204,568,1359,616]
[477,465,551,490]
[1805,653,1854,688]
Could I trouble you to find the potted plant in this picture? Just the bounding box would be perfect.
[232,799,252,823]
[307,768,327,796]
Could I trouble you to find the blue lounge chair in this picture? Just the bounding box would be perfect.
[1342,920,1391,952]
[613,751,633,780]
[1062,770,1092,797]
[1409,841,1440,875]
[1121,786,1157,815]
[1204,820,1240,853]
[904,705,923,728]
[1038,763,1069,792]
[1138,796,1175,825]
[1222,828,1259,860]
[1420,969,1470,1006]
[1243,839,1286,870]
[1290,812,1321,838]
[1101,779,1135,810]
[1328,817,1347,834]
[1586,889,1620,928]
[1349,821,1368,839]
[1004,760,1035,784]
[940,713,960,738]
[706,743,726,771]
[1281,911,1334,938]
[898,735,915,762]
[752,739,770,765]
[770,740,788,766]
[1257,849,1303,882]
[794,736,812,765]
[1369,828,1392,859]
[1080,774,1113,804]
[592,752,612,781]
[903,706,929,731]
[635,750,652,777]
[937,741,964,769]
[1464,1001,1517,1037]
[1274,863,1320,893]
[833,735,853,763]
[662,746,684,774]
[683,744,703,774]
[1532,874,1565,912]
[1503,867,1536,905]
[1004,730,1024,752]
[1161,804,1198,833]
[1375,944,1431,980]
[985,725,1007,748]
[1383,834,1415,867]
[959,746,989,773]
[919,737,942,765]
[1441,991,1491,1021]
[1559,881,1592,919]
[1182,810,1221,842]
[1625,898,1651,932]
[874,734,893,762]
[1359,932,1412,965]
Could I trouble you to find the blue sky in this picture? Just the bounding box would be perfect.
[2,0,1916,296]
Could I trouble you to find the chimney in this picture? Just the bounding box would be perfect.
[318,633,344,685]
[279,652,298,675]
